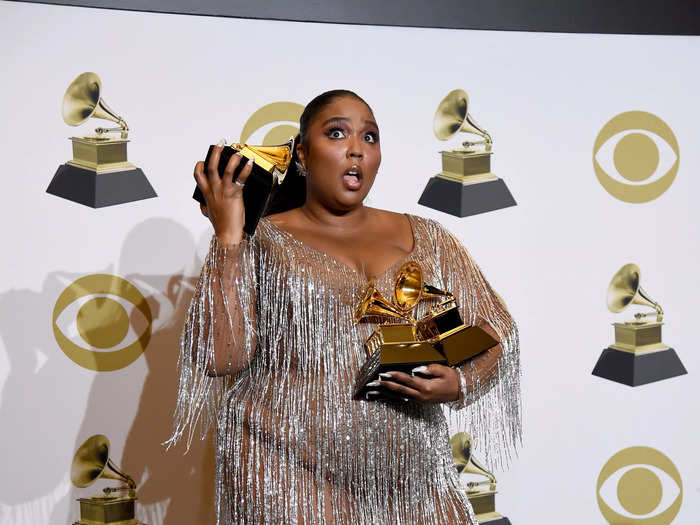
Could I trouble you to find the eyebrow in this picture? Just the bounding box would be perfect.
[321,117,379,128]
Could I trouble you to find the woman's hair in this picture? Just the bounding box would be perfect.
[265,90,371,216]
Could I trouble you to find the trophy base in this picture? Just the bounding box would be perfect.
[476,516,511,525]
[592,347,687,386]
[73,496,141,525]
[418,176,516,217]
[467,490,510,524]
[47,163,156,208]
[353,342,448,399]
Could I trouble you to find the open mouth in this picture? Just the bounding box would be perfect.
[343,165,363,190]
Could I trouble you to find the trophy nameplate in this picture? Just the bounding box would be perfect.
[47,72,156,208]
[193,140,292,235]
[353,262,499,399]
[592,263,687,386]
[418,89,516,218]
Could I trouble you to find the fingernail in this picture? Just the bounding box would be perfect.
[378,372,392,379]
[216,138,226,147]
[234,151,242,157]
[402,397,410,402]
[411,366,428,375]
[365,390,380,399]
[366,381,380,387]
[247,156,254,165]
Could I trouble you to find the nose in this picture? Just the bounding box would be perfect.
[347,135,364,160]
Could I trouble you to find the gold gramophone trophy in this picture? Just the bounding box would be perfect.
[451,432,511,525]
[353,261,498,398]
[47,72,157,207]
[418,89,516,217]
[592,263,687,386]
[192,139,293,234]
[70,434,143,525]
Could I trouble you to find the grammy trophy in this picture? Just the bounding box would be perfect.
[451,432,511,525]
[47,72,156,207]
[70,434,143,525]
[353,261,498,398]
[419,89,516,217]
[592,263,687,386]
[193,139,292,235]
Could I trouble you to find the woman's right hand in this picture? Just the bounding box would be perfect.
[194,143,254,245]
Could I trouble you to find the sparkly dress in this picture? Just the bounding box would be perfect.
[169,214,520,525]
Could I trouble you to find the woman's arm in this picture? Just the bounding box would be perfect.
[167,147,258,449]
[190,236,257,377]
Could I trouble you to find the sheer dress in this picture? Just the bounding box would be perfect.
[168,214,521,524]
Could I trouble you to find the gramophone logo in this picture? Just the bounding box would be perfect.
[52,274,152,371]
[597,447,682,524]
[46,71,157,208]
[418,88,516,217]
[593,111,679,203]
[239,101,304,145]
[592,263,686,386]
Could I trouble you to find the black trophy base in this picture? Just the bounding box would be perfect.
[418,177,516,217]
[592,347,687,386]
[47,164,157,208]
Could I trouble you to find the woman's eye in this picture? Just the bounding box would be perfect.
[364,132,378,144]
[327,128,345,139]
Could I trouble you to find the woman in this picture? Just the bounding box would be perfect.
[169,90,521,524]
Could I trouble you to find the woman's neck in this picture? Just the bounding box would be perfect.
[298,200,370,234]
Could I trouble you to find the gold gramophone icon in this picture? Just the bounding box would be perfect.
[451,432,511,525]
[353,261,498,398]
[70,434,143,525]
[592,263,687,386]
[46,71,157,207]
[418,89,516,217]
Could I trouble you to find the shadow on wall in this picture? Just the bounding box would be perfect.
[0,271,87,523]
[54,217,216,525]
[0,217,216,525]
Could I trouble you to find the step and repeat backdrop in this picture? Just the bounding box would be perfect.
[1,1,699,524]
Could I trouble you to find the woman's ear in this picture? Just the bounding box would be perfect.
[296,140,307,168]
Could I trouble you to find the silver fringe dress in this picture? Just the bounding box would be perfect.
[168,214,521,525]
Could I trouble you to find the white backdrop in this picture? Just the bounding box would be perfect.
[1,1,699,523]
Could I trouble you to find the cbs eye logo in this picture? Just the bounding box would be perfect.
[593,111,679,203]
[52,274,152,371]
[597,446,682,524]
[239,101,304,145]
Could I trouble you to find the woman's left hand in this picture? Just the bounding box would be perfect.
[367,364,460,403]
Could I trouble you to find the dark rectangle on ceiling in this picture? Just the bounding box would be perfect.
[15,0,700,35]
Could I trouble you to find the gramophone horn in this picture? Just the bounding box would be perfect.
[394,262,452,312]
[71,434,136,490]
[62,72,129,138]
[606,263,663,322]
[450,432,496,488]
[433,89,492,146]
[354,281,409,323]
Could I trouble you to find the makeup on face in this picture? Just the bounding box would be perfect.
[302,97,381,208]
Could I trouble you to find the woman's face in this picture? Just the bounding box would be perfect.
[298,95,381,211]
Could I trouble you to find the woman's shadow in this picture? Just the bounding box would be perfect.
[50,217,216,525]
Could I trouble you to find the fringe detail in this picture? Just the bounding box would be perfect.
[423,219,523,471]
[167,215,520,524]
